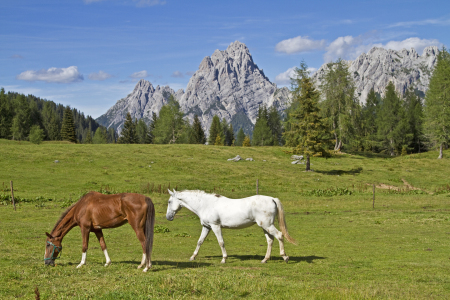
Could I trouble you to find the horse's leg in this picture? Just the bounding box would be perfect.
[210,225,227,263]
[94,230,111,267]
[77,226,90,268]
[190,226,210,261]
[261,229,274,263]
[265,225,289,263]
[128,221,149,272]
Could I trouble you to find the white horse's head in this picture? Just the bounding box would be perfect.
[166,189,182,221]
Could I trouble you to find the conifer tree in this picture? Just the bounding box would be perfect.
[107,127,117,143]
[252,105,272,146]
[320,59,360,150]
[136,119,149,144]
[0,88,13,138]
[152,99,186,144]
[93,127,108,144]
[42,102,61,140]
[214,134,222,146]
[424,47,450,159]
[267,106,283,145]
[192,114,206,144]
[11,94,32,140]
[60,106,77,143]
[242,135,251,147]
[119,112,138,144]
[235,128,245,146]
[148,112,158,144]
[376,82,410,156]
[403,87,424,153]
[29,125,44,144]
[84,127,93,144]
[208,115,222,145]
[284,62,330,171]
[362,88,380,151]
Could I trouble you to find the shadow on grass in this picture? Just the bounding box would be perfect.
[205,254,326,263]
[316,167,363,176]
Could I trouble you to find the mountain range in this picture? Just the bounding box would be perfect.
[96,41,439,135]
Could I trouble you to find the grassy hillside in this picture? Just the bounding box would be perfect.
[1,139,450,299]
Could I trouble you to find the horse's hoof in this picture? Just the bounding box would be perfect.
[283,256,289,263]
[143,268,148,272]
[189,257,195,261]
[137,265,143,269]
[104,262,111,267]
[76,263,84,269]
[261,260,267,264]
[220,260,226,264]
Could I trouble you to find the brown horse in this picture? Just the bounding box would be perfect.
[44,192,155,272]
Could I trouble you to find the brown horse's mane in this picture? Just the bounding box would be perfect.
[51,192,92,233]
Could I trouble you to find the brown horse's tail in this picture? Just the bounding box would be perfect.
[144,197,155,262]
[273,198,297,245]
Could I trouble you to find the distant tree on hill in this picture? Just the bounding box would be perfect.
[136,119,150,144]
[235,127,245,146]
[119,112,138,144]
[152,99,186,144]
[242,135,251,147]
[0,88,13,139]
[267,106,283,145]
[148,112,158,144]
[29,125,44,144]
[93,127,108,144]
[362,88,380,152]
[208,115,222,145]
[403,86,425,153]
[424,47,450,159]
[252,105,272,146]
[60,106,77,143]
[284,62,331,171]
[11,94,31,140]
[191,114,206,144]
[84,126,93,144]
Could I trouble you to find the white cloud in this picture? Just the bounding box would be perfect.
[16,66,84,83]
[133,0,166,7]
[129,70,149,79]
[275,36,326,54]
[324,36,442,62]
[185,71,195,76]
[171,71,184,78]
[10,54,23,59]
[88,70,113,81]
[274,66,317,86]
[389,18,450,28]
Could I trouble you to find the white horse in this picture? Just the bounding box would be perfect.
[166,189,296,263]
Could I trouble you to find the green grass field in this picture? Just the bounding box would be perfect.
[1,139,450,299]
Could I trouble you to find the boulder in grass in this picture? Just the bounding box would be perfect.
[227,155,242,162]
[291,160,304,164]
[246,158,254,161]
[290,155,303,160]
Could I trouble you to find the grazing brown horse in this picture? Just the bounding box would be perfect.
[44,192,155,272]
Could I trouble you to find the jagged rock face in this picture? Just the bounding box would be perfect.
[179,41,291,135]
[96,41,292,136]
[312,46,438,102]
[96,79,184,131]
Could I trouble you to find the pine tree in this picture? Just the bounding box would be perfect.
[252,105,273,146]
[235,128,245,146]
[242,135,251,147]
[424,47,450,159]
[60,107,77,143]
[214,134,222,146]
[192,114,206,144]
[320,59,360,151]
[107,127,117,143]
[119,112,138,144]
[377,82,409,156]
[29,125,44,144]
[148,112,158,144]
[221,118,232,146]
[84,127,93,144]
[362,89,380,152]
[267,106,283,145]
[228,124,234,146]
[403,87,424,153]
[284,62,331,171]
[136,119,149,144]
[0,88,13,138]
[93,127,108,144]
[11,94,31,140]
[152,100,186,144]
[41,102,61,140]
[208,115,222,145]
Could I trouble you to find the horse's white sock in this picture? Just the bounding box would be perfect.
[103,249,111,266]
[77,252,86,268]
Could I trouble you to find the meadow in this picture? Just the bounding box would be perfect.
[1,139,450,299]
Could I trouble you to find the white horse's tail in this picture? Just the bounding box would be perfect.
[273,198,297,245]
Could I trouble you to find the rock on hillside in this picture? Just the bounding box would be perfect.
[96,80,184,131]
[312,46,439,102]
[179,41,291,136]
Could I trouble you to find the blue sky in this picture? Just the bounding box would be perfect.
[1,0,449,118]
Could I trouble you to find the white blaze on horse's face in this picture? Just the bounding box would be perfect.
[166,189,182,221]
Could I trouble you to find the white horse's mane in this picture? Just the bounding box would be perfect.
[179,190,222,198]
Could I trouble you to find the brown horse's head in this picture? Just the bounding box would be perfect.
[44,232,62,266]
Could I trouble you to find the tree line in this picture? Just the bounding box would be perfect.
[0,90,117,144]
[283,47,450,169]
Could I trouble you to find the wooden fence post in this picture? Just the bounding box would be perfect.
[10,181,16,211]
[372,184,375,209]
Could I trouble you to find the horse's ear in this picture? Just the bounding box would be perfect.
[45,232,53,239]
[168,189,173,196]
[173,188,176,193]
